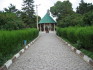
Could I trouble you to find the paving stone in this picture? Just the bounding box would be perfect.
[8,32,93,70]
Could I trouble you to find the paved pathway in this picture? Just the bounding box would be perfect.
[8,32,93,70]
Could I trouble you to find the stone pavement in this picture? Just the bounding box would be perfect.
[8,32,93,70]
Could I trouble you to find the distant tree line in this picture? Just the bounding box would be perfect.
[50,0,93,27]
[0,0,41,30]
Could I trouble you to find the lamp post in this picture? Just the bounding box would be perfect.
[36,4,40,29]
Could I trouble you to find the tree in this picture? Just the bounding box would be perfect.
[58,13,84,27]
[4,4,23,18]
[50,0,73,22]
[0,12,25,30]
[22,0,36,27]
[76,0,93,15]
[22,0,34,17]
[4,4,18,13]
[83,10,93,26]
[16,10,22,17]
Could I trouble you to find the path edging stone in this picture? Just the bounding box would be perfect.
[0,36,39,70]
[57,35,93,67]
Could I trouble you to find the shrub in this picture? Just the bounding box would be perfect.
[0,12,25,30]
[56,26,93,50]
[58,13,84,27]
[83,11,93,26]
[0,28,39,66]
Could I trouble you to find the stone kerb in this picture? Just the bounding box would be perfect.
[57,35,93,67]
[0,36,39,70]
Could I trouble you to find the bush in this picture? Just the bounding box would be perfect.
[57,26,93,50]
[58,13,84,27]
[0,12,25,30]
[83,11,93,26]
[0,28,39,66]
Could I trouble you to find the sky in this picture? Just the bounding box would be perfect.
[0,0,93,18]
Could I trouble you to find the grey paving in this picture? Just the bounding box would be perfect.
[8,32,93,70]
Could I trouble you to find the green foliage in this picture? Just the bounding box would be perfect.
[0,28,39,66]
[74,40,82,50]
[50,0,73,22]
[58,13,84,27]
[22,0,34,16]
[0,12,25,30]
[4,4,18,13]
[80,49,93,59]
[50,1,85,27]
[57,26,93,50]
[83,11,93,26]
[21,0,37,27]
[50,0,93,27]
[21,12,41,28]
[76,0,93,14]
[58,11,93,28]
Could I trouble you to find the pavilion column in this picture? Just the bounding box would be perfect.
[40,24,41,31]
[44,23,45,31]
[54,24,55,31]
[50,24,51,31]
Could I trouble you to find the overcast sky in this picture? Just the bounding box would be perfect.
[0,0,93,18]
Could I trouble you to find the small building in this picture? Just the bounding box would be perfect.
[38,11,56,32]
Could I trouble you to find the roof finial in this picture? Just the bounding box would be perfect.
[47,9,50,15]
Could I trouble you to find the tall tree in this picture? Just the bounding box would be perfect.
[4,4,23,18]
[76,0,93,14]
[22,0,35,27]
[50,0,73,22]
[4,4,18,13]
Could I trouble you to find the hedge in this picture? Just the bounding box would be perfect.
[56,26,93,50]
[0,28,39,66]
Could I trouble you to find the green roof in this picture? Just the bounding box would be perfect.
[39,13,56,24]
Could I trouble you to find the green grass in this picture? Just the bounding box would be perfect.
[80,49,93,59]
[0,28,39,66]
